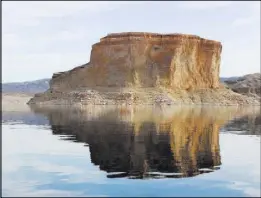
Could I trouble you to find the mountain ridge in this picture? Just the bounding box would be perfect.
[2,78,50,93]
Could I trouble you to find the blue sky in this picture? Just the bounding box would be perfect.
[2,1,260,83]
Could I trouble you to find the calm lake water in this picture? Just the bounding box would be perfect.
[2,105,261,197]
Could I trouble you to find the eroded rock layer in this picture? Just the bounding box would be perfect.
[50,32,222,91]
[28,32,260,105]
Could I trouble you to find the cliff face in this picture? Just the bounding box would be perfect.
[50,32,222,91]
[28,32,260,105]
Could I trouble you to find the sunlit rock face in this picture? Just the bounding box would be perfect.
[30,105,257,179]
[28,33,260,105]
[50,32,222,91]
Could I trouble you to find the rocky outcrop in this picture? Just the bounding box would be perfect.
[224,73,261,98]
[50,33,222,90]
[28,32,260,106]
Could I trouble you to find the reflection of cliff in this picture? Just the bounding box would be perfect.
[2,111,49,126]
[222,113,261,135]
[30,105,259,179]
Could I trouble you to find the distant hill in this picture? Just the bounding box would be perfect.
[1,74,258,94]
[219,76,240,83]
[222,73,261,97]
[2,78,50,94]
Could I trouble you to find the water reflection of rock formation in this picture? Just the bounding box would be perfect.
[31,106,259,179]
[222,113,261,135]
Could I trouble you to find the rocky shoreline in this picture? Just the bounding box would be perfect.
[27,86,260,106]
[2,93,33,111]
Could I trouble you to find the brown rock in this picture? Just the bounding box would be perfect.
[28,32,260,106]
[50,32,222,91]
[224,73,261,97]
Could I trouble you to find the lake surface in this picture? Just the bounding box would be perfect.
[2,105,261,197]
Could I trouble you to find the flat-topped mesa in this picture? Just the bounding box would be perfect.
[97,32,220,46]
[50,32,222,91]
[101,32,202,40]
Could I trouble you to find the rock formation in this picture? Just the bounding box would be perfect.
[224,73,261,99]
[50,33,222,90]
[28,32,260,105]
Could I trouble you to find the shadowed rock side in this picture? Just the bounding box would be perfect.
[30,105,260,179]
[28,32,260,106]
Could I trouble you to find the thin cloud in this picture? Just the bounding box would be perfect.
[232,16,257,27]
[232,2,260,27]
[179,1,233,10]
[2,1,143,30]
